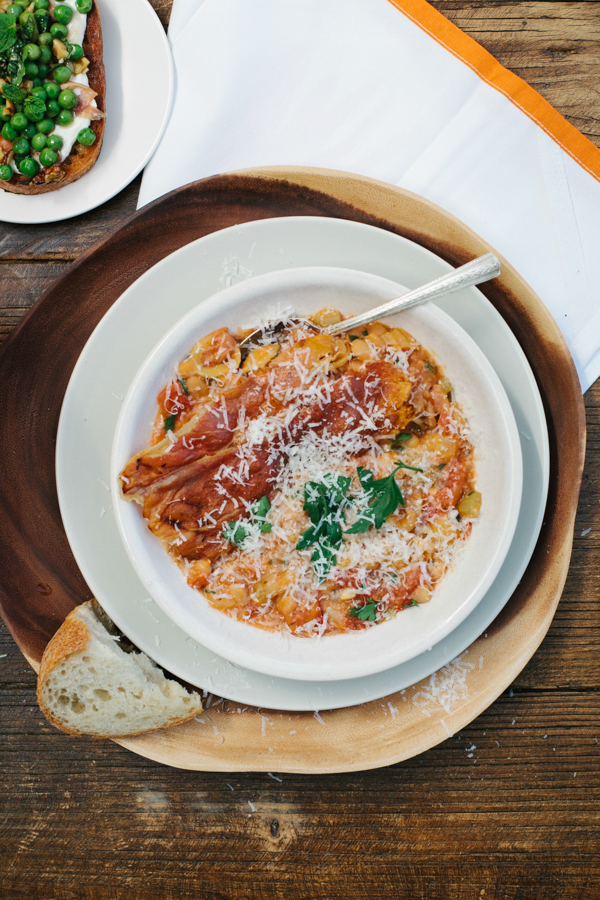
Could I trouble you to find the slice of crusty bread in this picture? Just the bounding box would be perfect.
[37,600,202,737]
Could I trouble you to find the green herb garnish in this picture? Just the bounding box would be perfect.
[177,377,189,396]
[164,414,177,431]
[23,94,45,119]
[348,599,378,622]
[222,519,248,547]
[438,463,447,470]
[424,361,435,373]
[346,460,422,534]
[362,330,368,336]
[296,474,352,580]
[409,598,420,608]
[222,496,273,547]
[0,14,17,54]
[391,432,412,450]
[252,495,273,533]
[1,82,25,106]
[349,335,359,341]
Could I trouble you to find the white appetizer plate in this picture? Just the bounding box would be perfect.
[111,266,522,681]
[0,0,173,224]
[56,216,548,708]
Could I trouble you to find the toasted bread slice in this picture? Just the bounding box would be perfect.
[37,600,203,737]
[0,1,105,194]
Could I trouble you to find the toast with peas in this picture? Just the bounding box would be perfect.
[0,0,105,193]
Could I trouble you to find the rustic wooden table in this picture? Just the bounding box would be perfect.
[1,1,599,897]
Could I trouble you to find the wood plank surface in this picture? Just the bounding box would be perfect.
[1,0,599,897]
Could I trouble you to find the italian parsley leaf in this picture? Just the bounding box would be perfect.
[222,496,273,546]
[2,81,25,105]
[0,14,17,54]
[390,432,412,450]
[177,377,189,395]
[348,599,378,622]
[164,414,176,431]
[222,519,247,547]
[346,460,423,534]
[252,495,272,533]
[296,474,352,580]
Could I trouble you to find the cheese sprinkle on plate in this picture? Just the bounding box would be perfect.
[119,310,481,637]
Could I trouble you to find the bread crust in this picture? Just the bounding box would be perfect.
[37,601,203,738]
[0,1,105,194]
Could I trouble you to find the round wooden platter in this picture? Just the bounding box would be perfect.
[0,166,586,772]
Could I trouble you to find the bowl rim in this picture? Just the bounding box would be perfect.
[111,264,523,681]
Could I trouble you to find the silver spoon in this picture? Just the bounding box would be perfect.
[239,252,501,353]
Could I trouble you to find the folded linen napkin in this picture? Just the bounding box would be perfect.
[139,0,600,392]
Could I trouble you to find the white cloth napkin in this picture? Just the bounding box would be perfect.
[139,0,600,392]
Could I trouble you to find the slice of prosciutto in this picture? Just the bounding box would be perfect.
[61,81,106,119]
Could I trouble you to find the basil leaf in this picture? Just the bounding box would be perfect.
[164,414,176,431]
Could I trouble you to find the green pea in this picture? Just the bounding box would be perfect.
[46,100,60,118]
[38,45,52,64]
[52,65,71,83]
[0,164,13,182]
[0,110,11,123]
[31,77,43,88]
[24,61,39,78]
[53,4,73,24]
[23,123,37,139]
[50,22,68,38]
[45,81,61,99]
[7,4,24,15]
[24,42,41,61]
[56,107,73,126]
[36,117,54,134]
[25,106,45,123]
[37,64,50,78]
[31,86,48,101]
[18,157,40,177]
[77,127,95,146]
[34,0,50,8]
[67,43,84,61]
[12,136,30,156]
[1,123,17,141]
[38,31,53,45]
[31,132,47,151]
[10,112,28,131]
[75,0,92,12]
[39,147,58,167]
[47,133,63,151]
[58,89,77,110]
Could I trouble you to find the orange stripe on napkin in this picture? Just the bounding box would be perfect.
[387,0,600,183]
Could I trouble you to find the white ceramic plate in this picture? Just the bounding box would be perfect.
[0,0,173,224]
[111,266,522,681]
[56,216,549,709]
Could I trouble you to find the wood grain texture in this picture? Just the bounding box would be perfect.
[0,0,599,895]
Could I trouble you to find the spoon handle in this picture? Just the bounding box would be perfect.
[325,252,501,336]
